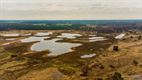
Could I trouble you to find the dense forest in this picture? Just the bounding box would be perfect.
[0,23,83,30]
[0,20,142,33]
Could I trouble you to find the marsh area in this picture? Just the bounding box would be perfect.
[0,30,142,80]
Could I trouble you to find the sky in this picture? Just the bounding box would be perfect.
[0,0,142,20]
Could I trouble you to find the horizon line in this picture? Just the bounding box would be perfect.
[0,19,142,21]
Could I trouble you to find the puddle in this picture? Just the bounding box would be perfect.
[115,33,125,39]
[81,54,96,58]
[21,36,49,43]
[58,33,82,39]
[22,33,32,36]
[89,37,107,42]
[0,34,20,37]
[34,32,52,36]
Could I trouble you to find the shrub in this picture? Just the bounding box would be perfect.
[111,72,124,80]
[133,60,139,66]
[113,46,119,51]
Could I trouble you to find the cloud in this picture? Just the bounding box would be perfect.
[0,0,142,20]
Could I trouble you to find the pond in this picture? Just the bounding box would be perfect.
[31,39,81,56]
[89,37,107,42]
[57,33,82,39]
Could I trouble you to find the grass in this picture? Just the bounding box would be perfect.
[58,64,79,75]
[0,30,116,79]
[4,41,37,54]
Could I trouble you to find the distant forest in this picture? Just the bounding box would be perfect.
[0,23,83,30]
[0,20,142,33]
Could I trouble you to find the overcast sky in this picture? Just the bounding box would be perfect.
[0,0,142,20]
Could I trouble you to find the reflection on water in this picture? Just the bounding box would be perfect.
[81,54,96,58]
[89,37,107,42]
[58,33,82,39]
[115,33,125,39]
[0,34,20,37]
[34,32,52,36]
[31,39,81,56]
[19,32,107,57]
[21,36,49,43]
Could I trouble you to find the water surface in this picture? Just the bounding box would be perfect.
[81,54,96,58]
[0,34,20,37]
[21,36,49,43]
[115,33,125,39]
[89,37,107,42]
[34,32,52,36]
[58,33,82,39]
[31,39,81,56]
